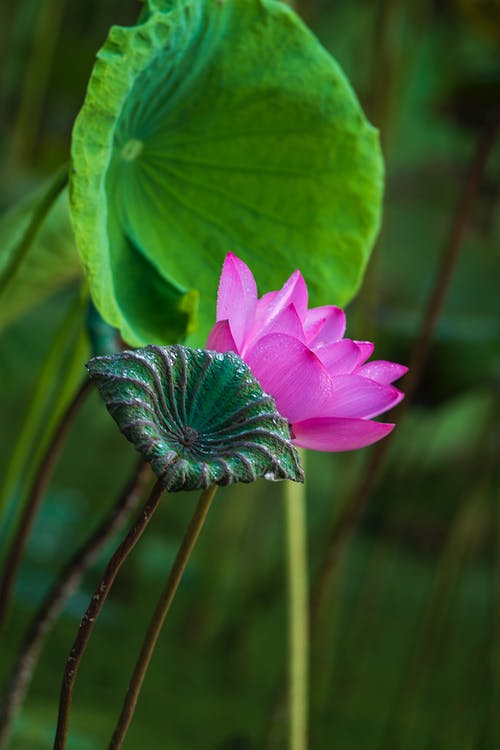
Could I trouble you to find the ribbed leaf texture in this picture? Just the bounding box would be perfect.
[87,345,303,491]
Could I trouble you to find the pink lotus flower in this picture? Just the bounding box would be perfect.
[207,254,407,451]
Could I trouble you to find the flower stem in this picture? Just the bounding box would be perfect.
[0,377,92,633]
[285,457,309,750]
[263,113,500,750]
[0,459,149,750]
[52,479,165,750]
[12,0,67,163]
[108,484,218,750]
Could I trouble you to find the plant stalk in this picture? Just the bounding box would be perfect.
[52,479,165,750]
[12,0,67,163]
[108,484,218,750]
[0,377,92,633]
[0,459,149,750]
[285,461,309,750]
[0,289,87,530]
[0,164,68,293]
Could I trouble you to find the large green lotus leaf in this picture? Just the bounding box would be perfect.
[71,0,383,346]
[0,177,81,331]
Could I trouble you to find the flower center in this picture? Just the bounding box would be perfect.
[121,139,143,162]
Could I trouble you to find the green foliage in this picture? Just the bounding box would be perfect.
[0,168,82,331]
[0,291,89,534]
[88,345,303,490]
[2,1,499,749]
[70,0,383,346]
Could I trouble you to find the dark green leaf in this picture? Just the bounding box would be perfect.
[87,345,304,491]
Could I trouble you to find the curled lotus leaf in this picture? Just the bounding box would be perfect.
[87,345,304,491]
[71,0,383,346]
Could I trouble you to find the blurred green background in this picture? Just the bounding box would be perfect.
[1,0,499,748]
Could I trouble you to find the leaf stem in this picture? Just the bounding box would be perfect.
[0,377,92,633]
[0,164,68,293]
[108,484,218,750]
[285,459,309,750]
[52,479,165,750]
[0,459,150,750]
[0,289,87,529]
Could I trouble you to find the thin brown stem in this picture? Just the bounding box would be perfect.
[108,484,218,750]
[52,479,165,750]
[310,114,500,628]
[403,116,499,403]
[12,0,67,163]
[309,442,384,628]
[0,377,92,633]
[0,459,150,750]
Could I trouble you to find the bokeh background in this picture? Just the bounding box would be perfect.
[1,0,499,748]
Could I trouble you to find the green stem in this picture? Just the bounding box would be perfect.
[108,484,218,750]
[285,453,309,750]
[0,377,92,633]
[53,480,165,750]
[0,164,68,293]
[0,288,86,531]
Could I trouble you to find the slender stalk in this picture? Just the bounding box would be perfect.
[383,481,487,750]
[0,164,68,293]
[310,115,500,628]
[309,443,384,628]
[285,461,309,750]
[1,325,89,555]
[383,404,500,750]
[0,459,149,750]
[52,479,165,750]
[0,289,86,529]
[108,484,218,750]
[262,471,310,750]
[490,471,500,749]
[12,0,67,162]
[403,116,500,404]
[0,378,92,633]
[356,0,413,340]
[366,0,407,154]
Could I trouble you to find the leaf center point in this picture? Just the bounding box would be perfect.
[178,426,199,449]
[121,139,143,162]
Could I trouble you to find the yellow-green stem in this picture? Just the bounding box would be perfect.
[285,451,308,750]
